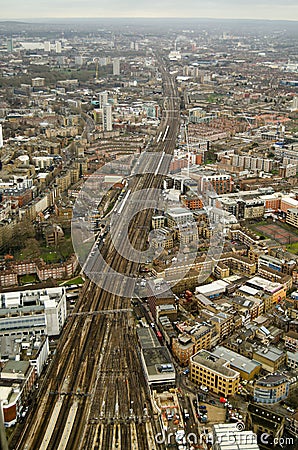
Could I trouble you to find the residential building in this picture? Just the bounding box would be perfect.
[285,331,298,352]
[287,351,298,370]
[152,215,165,229]
[102,104,113,131]
[180,193,203,210]
[0,360,35,426]
[113,58,120,75]
[286,208,298,228]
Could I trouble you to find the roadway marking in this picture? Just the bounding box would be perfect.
[57,402,79,450]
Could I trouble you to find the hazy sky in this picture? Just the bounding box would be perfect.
[1,0,298,21]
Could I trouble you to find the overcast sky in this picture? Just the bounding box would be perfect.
[1,0,298,21]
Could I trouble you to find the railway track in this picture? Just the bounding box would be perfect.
[12,55,180,450]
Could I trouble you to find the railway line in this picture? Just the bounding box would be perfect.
[11,54,180,450]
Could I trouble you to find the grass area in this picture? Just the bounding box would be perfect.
[286,242,298,254]
[61,276,85,286]
[19,274,38,284]
[40,249,61,264]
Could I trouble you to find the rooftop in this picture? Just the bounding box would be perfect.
[191,349,239,379]
[253,346,284,362]
[212,346,261,375]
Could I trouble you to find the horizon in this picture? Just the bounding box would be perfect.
[1,0,298,22]
[1,16,298,22]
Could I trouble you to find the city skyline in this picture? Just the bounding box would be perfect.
[1,0,298,21]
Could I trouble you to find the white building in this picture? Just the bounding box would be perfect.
[291,96,298,112]
[113,58,120,75]
[44,41,51,52]
[0,124,3,148]
[55,41,62,53]
[166,207,193,227]
[99,91,108,108]
[102,104,113,131]
[0,287,67,337]
[212,423,259,450]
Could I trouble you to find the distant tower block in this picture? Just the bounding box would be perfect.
[102,104,113,132]
[0,124,3,148]
[55,41,62,53]
[44,41,51,52]
[7,38,13,53]
[291,96,298,112]
[99,91,108,109]
[113,58,120,76]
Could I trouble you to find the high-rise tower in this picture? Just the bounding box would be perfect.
[0,124,3,148]
[102,104,113,132]
[113,58,120,76]
[99,91,108,109]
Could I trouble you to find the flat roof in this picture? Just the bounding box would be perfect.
[167,207,192,216]
[213,424,259,450]
[238,285,260,296]
[248,276,282,294]
[196,280,228,295]
[248,403,283,430]
[2,360,30,375]
[212,346,261,375]
[254,346,284,362]
[191,350,239,379]
[142,347,175,378]
[137,327,160,349]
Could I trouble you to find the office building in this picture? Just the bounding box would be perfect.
[137,328,175,390]
[253,346,286,373]
[253,374,289,404]
[212,346,261,381]
[0,287,67,337]
[102,104,113,131]
[190,349,240,397]
[166,207,193,228]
